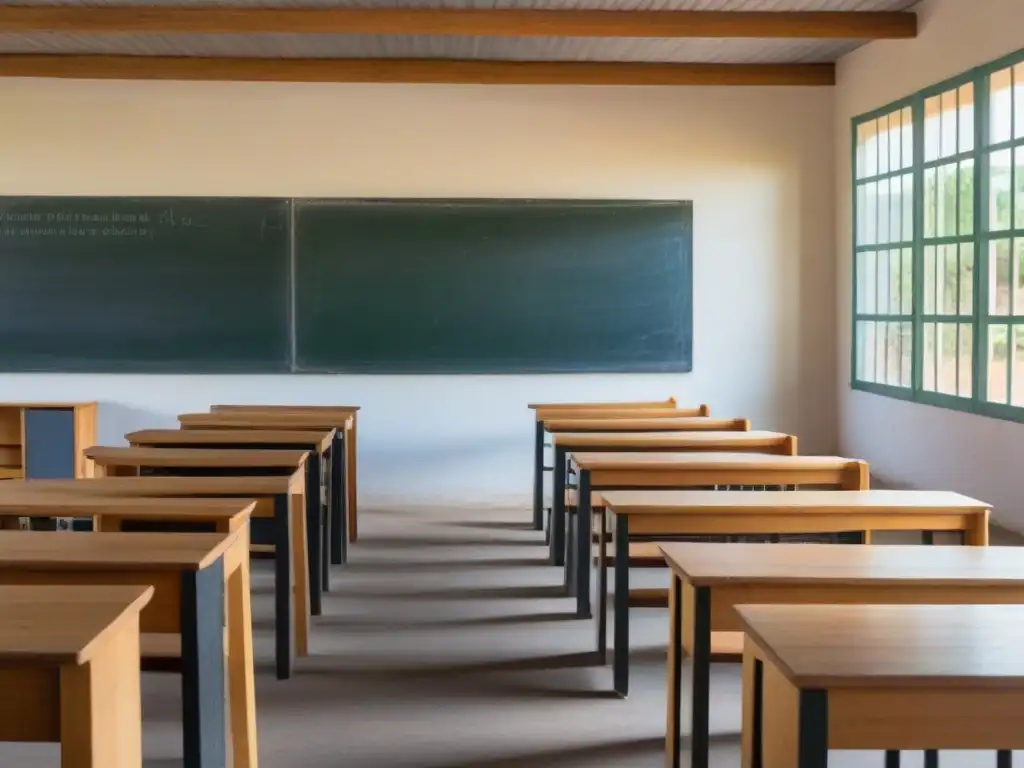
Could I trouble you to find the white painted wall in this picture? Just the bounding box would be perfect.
[836,0,1024,528]
[0,80,835,506]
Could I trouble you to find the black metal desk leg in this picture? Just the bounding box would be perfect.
[533,421,544,531]
[667,574,684,768]
[273,494,295,679]
[596,508,609,658]
[550,447,567,567]
[331,439,348,565]
[997,751,1013,767]
[181,559,227,768]
[797,690,829,768]
[691,585,712,768]
[575,470,592,619]
[330,433,346,565]
[885,751,901,767]
[923,750,938,767]
[612,514,630,697]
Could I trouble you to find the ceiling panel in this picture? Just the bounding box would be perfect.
[0,31,863,61]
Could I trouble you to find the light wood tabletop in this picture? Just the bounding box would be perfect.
[127,428,334,454]
[0,530,237,570]
[573,452,862,471]
[738,603,1024,689]
[179,412,351,431]
[8,474,298,497]
[603,489,990,515]
[554,431,791,449]
[0,492,255,523]
[529,398,680,410]
[536,407,701,421]
[544,416,746,432]
[211,404,359,416]
[0,584,153,664]
[661,540,1017,587]
[85,446,309,469]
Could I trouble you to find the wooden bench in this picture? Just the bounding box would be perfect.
[662,538,1011,768]
[0,584,153,768]
[0,529,256,768]
[737,604,1024,768]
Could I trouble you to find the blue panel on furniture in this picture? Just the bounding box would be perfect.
[23,408,76,479]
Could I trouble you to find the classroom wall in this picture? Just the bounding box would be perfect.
[0,79,835,506]
[836,0,1024,529]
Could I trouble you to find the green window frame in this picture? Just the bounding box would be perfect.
[852,46,1024,422]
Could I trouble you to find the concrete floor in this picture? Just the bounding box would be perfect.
[4,504,1022,767]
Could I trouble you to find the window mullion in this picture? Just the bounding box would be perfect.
[975,71,990,407]
[912,95,926,395]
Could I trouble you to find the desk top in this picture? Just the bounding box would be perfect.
[85,445,309,469]
[529,398,680,411]
[535,407,696,422]
[212,404,360,415]
[179,412,353,431]
[4,474,298,496]
[0,401,97,409]
[543,417,748,432]
[604,489,989,515]
[0,490,256,520]
[0,585,153,665]
[126,428,334,453]
[661,542,1022,586]
[572,452,863,471]
[737,603,1024,689]
[554,430,788,448]
[0,530,239,571]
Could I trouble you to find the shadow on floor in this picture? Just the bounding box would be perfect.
[288,609,578,632]
[344,556,552,572]
[323,584,567,601]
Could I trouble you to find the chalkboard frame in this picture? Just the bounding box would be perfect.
[292,198,693,375]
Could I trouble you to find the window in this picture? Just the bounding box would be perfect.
[852,47,1024,422]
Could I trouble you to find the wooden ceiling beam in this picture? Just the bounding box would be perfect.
[0,56,836,86]
[0,7,917,40]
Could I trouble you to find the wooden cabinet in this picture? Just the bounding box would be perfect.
[0,402,97,481]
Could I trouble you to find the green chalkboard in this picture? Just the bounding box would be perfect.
[294,200,692,374]
[0,197,290,372]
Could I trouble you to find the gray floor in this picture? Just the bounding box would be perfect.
[5,505,1022,767]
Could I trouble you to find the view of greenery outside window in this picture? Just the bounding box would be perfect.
[852,48,1024,421]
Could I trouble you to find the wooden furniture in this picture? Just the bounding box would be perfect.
[531,402,708,532]
[0,488,304,678]
[0,402,97,484]
[0,584,153,768]
[186,407,358,556]
[568,454,870,696]
[544,418,748,547]
[661,541,1024,768]
[736,603,1024,768]
[0,529,257,768]
[559,449,862,610]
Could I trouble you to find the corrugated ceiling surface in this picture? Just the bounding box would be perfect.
[0,32,863,61]
[0,0,920,10]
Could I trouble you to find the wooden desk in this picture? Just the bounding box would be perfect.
[736,604,1024,768]
[662,541,1023,768]
[188,407,357,557]
[528,398,683,411]
[559,450,865,614]
[0,488,302,679]
[0,584,153,768]
[0,530,256,768]
[8,475,317,626]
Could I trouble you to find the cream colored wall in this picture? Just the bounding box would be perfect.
[0,79,834,505]
[836,0,1024,528]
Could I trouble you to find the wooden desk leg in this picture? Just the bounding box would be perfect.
[347,418,358,544]
[227,545,258,768]
[295,484,322,617]
[61,616,143,768]
[532,420,544,531]
[273,494,295,680]
[292,490,310,658]
[967,510,990,546]
[181,559,228,768]
[665,574,683,768]
[612,513,630,698]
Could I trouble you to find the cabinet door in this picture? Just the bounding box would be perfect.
[24,408,76,479]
